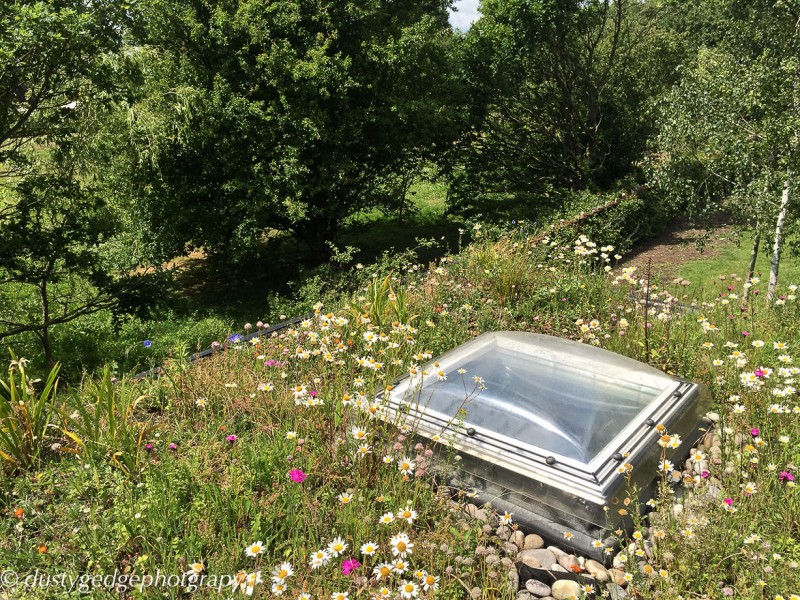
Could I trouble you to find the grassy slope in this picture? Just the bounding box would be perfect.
[2,229,800,599]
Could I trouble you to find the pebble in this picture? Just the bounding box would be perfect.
[584,559,609,582]
[643,540,655,560]
[507,567,520,592]
[550,564,568,573]
[497,525,512,540]
[557,554,580,572]
[607,583,628,599]
[512,530,526,548]
[547,545,567,559]
[464,503,489,522]
[525,580,552,597]
[516,592,535,600]
[551,579,582,600]
[517,549,556,570]
[503,542,520,556]
[524,534,545,549]
[705,411,720,422]
[608,568,627,586]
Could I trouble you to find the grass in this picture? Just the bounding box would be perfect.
[2,227,800,599]
[0,174,458,380]
[678,230,800,288]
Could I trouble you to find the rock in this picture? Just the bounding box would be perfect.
[643,540,655,561]
[518,549,556,570]
[513,530,526,549]
[612,555,631,570]
[557,554,580,572]
[547,545,568,559]
[584,559,609,582]
[705,411,720,422]
[671,503,683,519]
[607,583,628,599]
[503,541,520,556]
[608,568,627,587]
[497,525,512,540]
[524,534,545,550]
[662,552,675,564]
[551,579,582,600]
[507,567,520,592]
[525,580,552,597]
[515,592,535,600]
[474,509,489,522]
[465,503,479,518]
[550,564,568,573]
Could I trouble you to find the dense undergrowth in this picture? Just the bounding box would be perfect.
[1,224,799,599]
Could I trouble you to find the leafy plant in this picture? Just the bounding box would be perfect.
[61,366,158,476]
[0,353,60,471]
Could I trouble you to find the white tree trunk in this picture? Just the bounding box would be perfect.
[743,230,760,302]
[768,172,791,300]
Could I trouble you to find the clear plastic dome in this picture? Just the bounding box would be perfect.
[394,331,677,464]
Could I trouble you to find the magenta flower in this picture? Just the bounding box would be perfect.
[289,469,307,483]
[226,435,238,443]
[144,443,153,452]
[750,427,760,437]
[341,559,361,575]
[779,471,795,483]
[723,498,733,506]
[700,470,710,479]
[742,331,750,337]
[309,390,318,398]
[169,443,177,451]
[754,368,766,378]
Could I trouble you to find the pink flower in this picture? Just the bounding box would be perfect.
[723,498,733,506]
[779,471,795,483]
[700,470,710,479]
[753,368,766,378]
[169,443,177,451]
[341,559,361,575]
[750,427,760,437]
[742,331,750,337]
[226,435,238,443]
[309,390,318,398]
[289,469,307,483]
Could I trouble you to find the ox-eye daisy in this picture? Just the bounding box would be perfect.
[245,541,265,557]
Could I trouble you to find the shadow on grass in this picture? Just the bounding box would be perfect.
[161,211,464,324]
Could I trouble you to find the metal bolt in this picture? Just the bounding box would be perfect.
[466,427,476,437]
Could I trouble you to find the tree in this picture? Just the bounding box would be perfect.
[0,1,156,366]
[0,0,126,179]
[650,0,800,298]
[445,0,685,212]
[114,0,465,263]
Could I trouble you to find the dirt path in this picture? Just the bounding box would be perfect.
[619,219,735,281]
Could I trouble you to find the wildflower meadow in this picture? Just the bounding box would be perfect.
[1,224,799,600]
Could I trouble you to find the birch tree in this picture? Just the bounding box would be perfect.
[650,0,800,296]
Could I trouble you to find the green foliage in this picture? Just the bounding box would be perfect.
[61,366,158,477]
[0,353,60,472]
[112,0,465,262]
[650,0,800,239]
[447,0,685,212]
[0,0,127,169]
